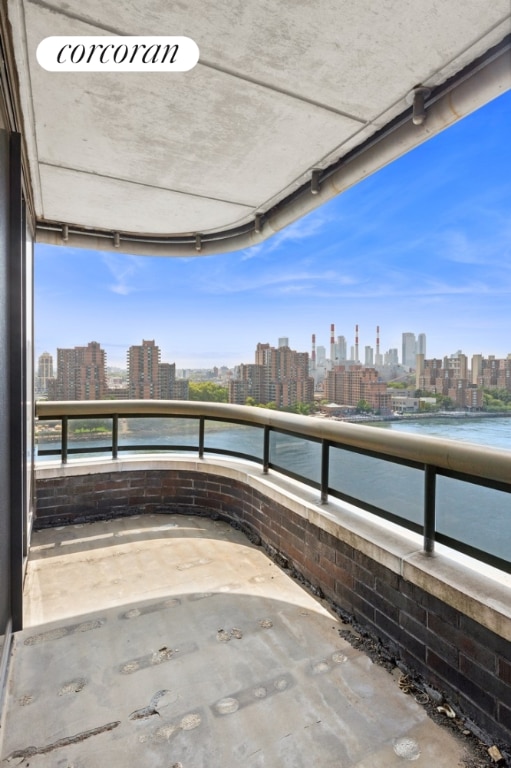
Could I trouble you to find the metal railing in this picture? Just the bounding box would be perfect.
[35,400,511,574]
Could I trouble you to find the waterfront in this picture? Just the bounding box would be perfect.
[376,414,511,452]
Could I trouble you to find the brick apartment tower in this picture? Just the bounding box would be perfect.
[158,362,176,399]
[230,342,314,408]
[127,340,161,399]
[48,342,107,400]
[324,365,391,412]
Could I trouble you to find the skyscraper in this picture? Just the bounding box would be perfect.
[402,333,417,369]
[36,351,54,396]
[417,333,427,356]
[127,340,161,399]
[336,336,347,362]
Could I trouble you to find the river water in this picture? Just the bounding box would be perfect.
[377,415,511,452]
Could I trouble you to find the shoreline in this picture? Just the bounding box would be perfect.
[320,410,511,425]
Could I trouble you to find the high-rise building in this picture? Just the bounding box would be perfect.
[158,362,176,399]
[416,353,483,408]
[173,379,190,400]
[402,333,417,369]
[47,342,107,401]
[443,351,468,381]
[417,333,427,356]
[127,340,161,399]
[473,354,511,391]
[230,341,314,408]
[384,348,399,366]
[324,366,391,412]
[336,336,347,362]
[36,351,54,396]
[364,346,374,366]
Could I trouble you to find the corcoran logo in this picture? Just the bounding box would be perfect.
[37,36,199,72]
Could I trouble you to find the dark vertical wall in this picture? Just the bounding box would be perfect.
[0,127,28,710]
[0,127,10,665]
[8,131,25,632]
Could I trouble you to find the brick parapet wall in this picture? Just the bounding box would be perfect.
[35,463,511,748]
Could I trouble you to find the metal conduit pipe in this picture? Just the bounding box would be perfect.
[35,41,511,257]
[36,400,511,487]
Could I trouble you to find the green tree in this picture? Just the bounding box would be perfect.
[482,388,511,410]
[435,395,454,410]
[188,382,228,402]
[356,399,371,413]
[281,402,312,415]
[69,418,110,434]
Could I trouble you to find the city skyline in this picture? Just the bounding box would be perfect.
[35,90,511,369]
[36,334,510,376]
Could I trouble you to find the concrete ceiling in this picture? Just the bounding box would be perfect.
[5,0,511,255]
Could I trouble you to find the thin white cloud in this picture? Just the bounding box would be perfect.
[239,209,334,262]
[201,268,359,295]
[239,243,265,262]
[437,224,511,266]
[102,254,143,295]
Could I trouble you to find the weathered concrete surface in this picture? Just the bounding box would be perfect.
[2,515,471,766]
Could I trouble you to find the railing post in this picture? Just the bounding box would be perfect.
[321,439,329,504]
[424,464,436,554]
[199,417,204,459]
[263,425,270,473]
[61,416,68,464]
[112,414,118,459]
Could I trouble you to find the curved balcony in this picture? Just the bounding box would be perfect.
[36,400,511,574]
[30,400,511,751]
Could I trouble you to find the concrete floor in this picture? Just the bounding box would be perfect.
[2,514,472,767]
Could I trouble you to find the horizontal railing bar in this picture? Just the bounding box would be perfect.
[63,446,120,455]
[37,444,264,462]
[267,462,321,492]
[117,444,198,453]
[36,400,511,488]
[328,488,424,535]
[435,533,511,574]
[269,425,323,444]
[329,440,424,471]
[204,417,264,429]
[200,447,263,463]
[433,466,511,494]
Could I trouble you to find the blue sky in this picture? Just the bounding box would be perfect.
[35,89,511,370]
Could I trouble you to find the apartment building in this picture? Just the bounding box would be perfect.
[47,341,107,401]
[230,343,314,408]
[127,340,161,399]
[415,353,483,408]
[324,365,391,412]
[473,354,511,390]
